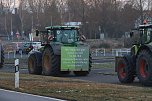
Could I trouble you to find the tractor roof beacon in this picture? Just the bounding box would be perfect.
[115,24,152,86]
[28,26,92,76]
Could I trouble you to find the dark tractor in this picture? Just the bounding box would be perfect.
[115,24,152,86]
[28,26,92,76]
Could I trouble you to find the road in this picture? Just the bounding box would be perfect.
[92,58,114,63]
[68,68,119,84]
[2,52,139,84]
[1,64,119,84]
[0,89,65,101]
[1,63,140,84]
[3,53,118,83]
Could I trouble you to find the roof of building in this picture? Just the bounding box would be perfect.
[45,26,79,30]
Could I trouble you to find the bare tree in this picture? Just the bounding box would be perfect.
[1,0,152,39]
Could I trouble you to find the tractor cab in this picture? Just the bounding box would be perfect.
[37,26,85,45]
[131,24,152,44]
[116,24,152,86]
[138,24,152,44]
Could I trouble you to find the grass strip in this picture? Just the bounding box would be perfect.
[0,72,152,101]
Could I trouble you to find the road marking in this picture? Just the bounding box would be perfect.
[0,89,66,101]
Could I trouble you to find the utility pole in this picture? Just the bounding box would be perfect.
[51,16,53,26]
[20,1,24,39]
[140,0,144,24]
[60,0,64,25]
[82,0,85,35]
[68,12,70,25]
[5,14,9,40]
[32,14,33,30]
[36,2,40,29]
[10,0,16,41]
[11,13,13,40]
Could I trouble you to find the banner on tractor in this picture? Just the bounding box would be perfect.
[61,46,89,71]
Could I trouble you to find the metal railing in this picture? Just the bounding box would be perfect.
[92,48,130,57]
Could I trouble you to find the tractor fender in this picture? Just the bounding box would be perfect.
[137,45,152,55]
[28,51,42,67]
[43,44,61,55]
[115,55,134,72]
[51,44,61,55]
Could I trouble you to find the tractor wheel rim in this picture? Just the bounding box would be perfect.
[44,54,51,71]
[140,59,148,78]
[118,63,126,79]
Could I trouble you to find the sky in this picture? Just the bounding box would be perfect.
[2,0,20,8]
[10,0,20,8]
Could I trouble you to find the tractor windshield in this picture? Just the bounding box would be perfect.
[55,30,78,43]
[140,28,152,44]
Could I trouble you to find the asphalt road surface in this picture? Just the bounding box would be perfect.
[67,68,119,84]
[1,64,119,84]
[0,89,65,101]
[1,64,140,84]
[2,53,118,84]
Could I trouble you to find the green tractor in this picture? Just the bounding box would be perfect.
[28,26,92,76]
[115,24,152,86]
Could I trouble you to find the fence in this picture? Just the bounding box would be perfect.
[112,48,130,56]
[92,48,130,57]
[92,49,106,56]
[5,48,131,59]
[5,50,27,59]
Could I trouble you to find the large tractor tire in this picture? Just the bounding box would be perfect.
[74,54,92,76]
[42,47,60,76]
[28,53,42,75]
[136,50,152,86]
[0,47,4,68]
[117,56,135,83]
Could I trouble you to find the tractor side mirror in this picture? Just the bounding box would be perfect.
[140,30,143,37]
[130,32,134,38]
[80,35,86,41]
[36,30,39,36]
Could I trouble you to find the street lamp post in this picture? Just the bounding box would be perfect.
[10,0,16,41]
[11,12,13,40]
[140,0,144,24]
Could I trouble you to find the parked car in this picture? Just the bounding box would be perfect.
[16,42,33,54]
[31,41,42,50]
[16,41,42,54]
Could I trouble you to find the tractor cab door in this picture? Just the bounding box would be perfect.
[39,30,54,45]
[140,28,152,44]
